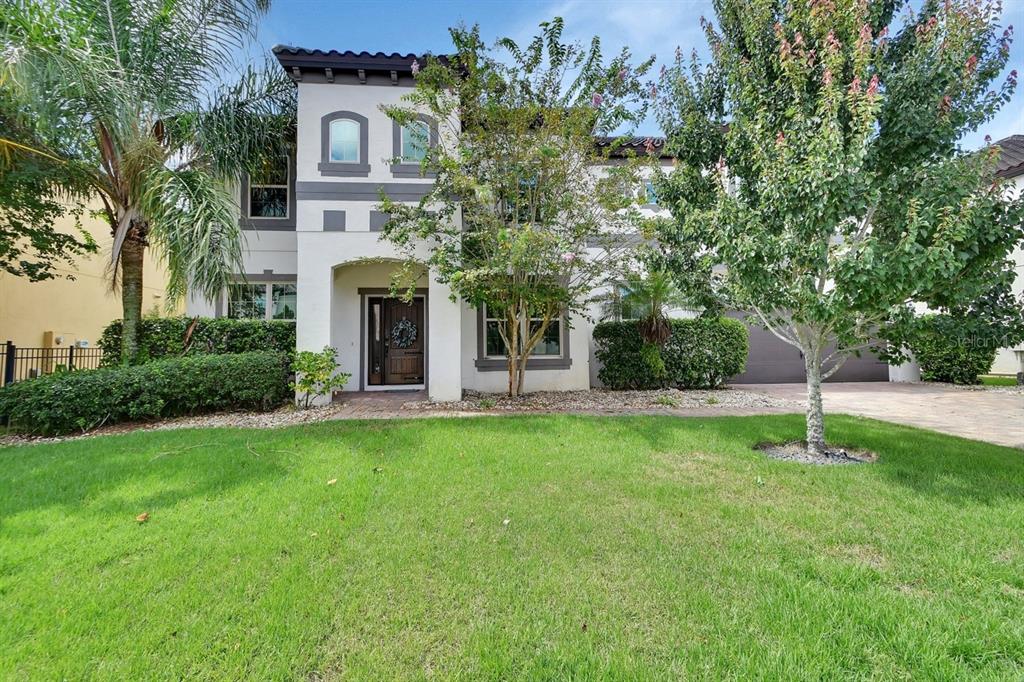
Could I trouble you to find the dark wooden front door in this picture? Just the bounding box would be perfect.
[367,297,425,385]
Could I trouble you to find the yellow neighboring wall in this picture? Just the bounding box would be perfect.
[0,206,181,349]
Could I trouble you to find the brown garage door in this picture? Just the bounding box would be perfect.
[731,317,889,384]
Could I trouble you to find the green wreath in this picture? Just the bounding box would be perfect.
[391,318,418,348]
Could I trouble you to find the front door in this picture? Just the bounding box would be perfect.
[367,297,425,386]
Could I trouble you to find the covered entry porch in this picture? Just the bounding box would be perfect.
[295,250,462,404]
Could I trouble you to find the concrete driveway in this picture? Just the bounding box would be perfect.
[734,382,1024,449]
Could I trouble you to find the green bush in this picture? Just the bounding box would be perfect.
[593,317,749,389]
[908,314,997,385]
[0,352,290,435]
[99,316,296,365]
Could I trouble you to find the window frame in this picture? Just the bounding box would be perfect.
[475,304,571,371]
[247,156,291,220]
[240,153,295,230]
[225,280,297,322]
[319,111,370,177]
[390,114,438,178]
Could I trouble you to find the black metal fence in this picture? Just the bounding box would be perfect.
[1,341,104,385]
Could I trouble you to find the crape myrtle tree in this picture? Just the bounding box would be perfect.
[380,19,656,396]
[1,0,294,362]
[654,0,1024,455]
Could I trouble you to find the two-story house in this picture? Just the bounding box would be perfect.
[185,47,675,402]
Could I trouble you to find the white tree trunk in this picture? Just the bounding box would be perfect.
[803,345,827,455]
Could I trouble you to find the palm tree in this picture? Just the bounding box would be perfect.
[1,0,295,362]
[604,267,690,344]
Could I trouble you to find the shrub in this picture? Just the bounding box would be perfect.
[292,346,351,408]
[593,317,748,389]
[0,352,290,435]
[99,316,296,365]
[908,314,997,385]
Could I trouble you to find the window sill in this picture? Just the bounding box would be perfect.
[389,163,436,179]
[318,162,371,177]
[474,357,572,372]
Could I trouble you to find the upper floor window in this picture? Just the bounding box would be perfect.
[329,119,360,163]
[643,180,658,205]
[319,111,370,177]
[401,120,429,162]
[248,156,290,219]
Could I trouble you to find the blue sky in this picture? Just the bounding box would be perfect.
[256,0,1024,148]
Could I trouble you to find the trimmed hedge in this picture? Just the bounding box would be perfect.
[593,318,749,389]
[99,316,296,365]
[0,352,290,435]
[908,314,997,385]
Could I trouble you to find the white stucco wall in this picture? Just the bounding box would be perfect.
[991,174,1024,375]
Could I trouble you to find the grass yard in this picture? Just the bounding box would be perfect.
[2,415,1022,679]
[981,374,1019,387]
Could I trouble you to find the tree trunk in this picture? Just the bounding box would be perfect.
[803,345,827,456]
[119,232,146,365]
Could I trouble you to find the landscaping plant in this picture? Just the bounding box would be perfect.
[654,0,1024,454]
[0,0,294,363]
[291,346,351,408]
[379,18,655,396]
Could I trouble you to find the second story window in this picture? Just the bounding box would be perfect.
[248,156,289,219]
[401,120,429,162]
[329,119,360,163]
[643,180,658,205]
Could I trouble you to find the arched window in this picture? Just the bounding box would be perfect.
[319,111,369,177]
[329,119,360,162]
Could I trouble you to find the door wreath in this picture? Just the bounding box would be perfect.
[390,318,418,348]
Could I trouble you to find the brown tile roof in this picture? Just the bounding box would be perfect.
[994,134,1024,179]
[272,46,438,77]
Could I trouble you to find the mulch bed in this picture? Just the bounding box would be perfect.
[755,441,878,465]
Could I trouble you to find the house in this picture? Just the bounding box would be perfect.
[183,46,901,400]
[991,134,1024,376]
[185,48,666,402]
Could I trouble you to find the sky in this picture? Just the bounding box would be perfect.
[255,0,1024,148]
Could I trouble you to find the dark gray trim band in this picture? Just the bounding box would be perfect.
[319,111,371,177]
[323,210,346,231]
[390,114,438,178]
[239,155,296,231]
[474,306,572,371]
[296,181,432,202]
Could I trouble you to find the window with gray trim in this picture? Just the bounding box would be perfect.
[227,282,297,321]
[319,111,370,177]
[248,156,290,218]
[390,114,437,178]
[483,304,562,358]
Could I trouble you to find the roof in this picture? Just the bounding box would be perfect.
[994,134,1024,179]
[596,136,672,159]
[272,46,439,81]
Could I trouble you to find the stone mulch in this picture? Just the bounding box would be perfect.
[402,387,801,412]
[0,387,802,447]
[755,441,877,465]
[938,382,1024,395]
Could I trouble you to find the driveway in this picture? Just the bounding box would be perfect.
[734,382,1024,449]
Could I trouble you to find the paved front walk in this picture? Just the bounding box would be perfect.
[734,382,1024,449]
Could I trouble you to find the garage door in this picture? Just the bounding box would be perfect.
[731,318,889,384]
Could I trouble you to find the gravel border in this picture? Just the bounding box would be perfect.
[402,388,802,413]
[755,441,877,465]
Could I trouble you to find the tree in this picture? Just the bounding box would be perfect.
[655,0,1024,455]
[0,91,97,281]
[1,0,294,362]
[380,19,655,396]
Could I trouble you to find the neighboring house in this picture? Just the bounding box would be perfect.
[0,204,178,350]
[991,134,1024,376]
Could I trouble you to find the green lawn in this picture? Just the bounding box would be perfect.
[981,374,1019,387]
[2,415,1022,680]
